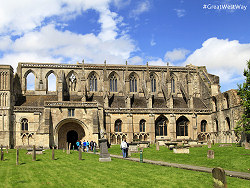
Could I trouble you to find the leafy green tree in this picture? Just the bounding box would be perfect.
[235,60,250,143]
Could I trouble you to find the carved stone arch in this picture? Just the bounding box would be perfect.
[24,69,37,91]
[45,70,58,92]
[223,92,230,109]
[24,69,37,79]
[108,71,120,92]
[176,116,190,136]
[88,71,99,92]
[66,70,79,92]
[129,72,140,93]
[170,73,178,93]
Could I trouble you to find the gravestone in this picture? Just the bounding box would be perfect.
[16,148,19,165]
[219,144,232,147]
[63,148,65,152]
[79,148,82,160]
[245,142,249,150]
[212,140,215,145]
[1,145,4,161]
[6,145,8,153]
[208,141,212,148]
[66,142,68,154]
[128,143,138,153]
[68,143,71,154]
[99,138,111,162]
[207,150,214,159]
[212,167,227,188]
[156,141,159,151]
[173,148,189,154]
[32,145,36,161]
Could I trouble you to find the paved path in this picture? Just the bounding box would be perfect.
[95,152,250,180]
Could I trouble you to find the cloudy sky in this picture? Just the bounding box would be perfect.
[1,0,250,92]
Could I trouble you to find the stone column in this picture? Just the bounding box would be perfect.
[192,114,197,140]
[169,114,176,141]
[105,114,111,143]
[126,114,133,143]
[148,114,155,143]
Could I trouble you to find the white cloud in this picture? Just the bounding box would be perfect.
[184,37,250,91]
[130,0,150,18]
[0,0,138,70]
[174,9,186,18]
[128,56,143,65]
[164,48,190,62]
[150,38,156,46]
[0,24,136,70]
[148,58,168,66]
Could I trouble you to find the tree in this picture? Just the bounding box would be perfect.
[235,60,250,143]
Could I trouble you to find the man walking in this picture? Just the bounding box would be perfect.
[120,139,128,158]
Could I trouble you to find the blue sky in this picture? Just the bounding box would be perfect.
[1,0,250,92]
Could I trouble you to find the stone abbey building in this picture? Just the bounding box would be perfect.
[0,61,243,148]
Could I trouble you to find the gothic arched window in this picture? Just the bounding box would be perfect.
[201,120,207,132]
[130,74,137,92]
[115,119,122,132]
[151,75,156,92]
[110,74,117,92]
[140,119,146,132]
[89,74,97,92]
[171,78,175,93]
[176,116,189,136]
[155,116,168,136]
[21,118,28,131]
[26,72,35,90]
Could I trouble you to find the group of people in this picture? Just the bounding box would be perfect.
[120,139,129,158]
[76,140,97,152]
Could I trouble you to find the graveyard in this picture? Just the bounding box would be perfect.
[0,145,250,187]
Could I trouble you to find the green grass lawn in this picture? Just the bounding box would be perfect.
[108,144,250,173]
[0,149,249,187]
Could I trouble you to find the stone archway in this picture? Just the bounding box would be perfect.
[58,121,85,149]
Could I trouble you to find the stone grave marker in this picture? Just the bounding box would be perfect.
[16,148,19,165]
[156,141,159,151]
[6,145,8,153]
[79,148,82,160]
[1,145,4,161]
[32,145,36,161]
[207,150,214,159]
[68,143,71,154]
[245,142,249,150]
[212,140,215,145]
[99,138,111,162]
[219,144,232,147]
[63,148,65,152]
[208,141,212,148]
[212,167,227,188]
[66,142,68,154]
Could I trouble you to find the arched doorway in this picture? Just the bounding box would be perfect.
[57,120,85,149]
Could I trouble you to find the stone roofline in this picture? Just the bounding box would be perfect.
[17,62,200,72]
[0,65,14,71]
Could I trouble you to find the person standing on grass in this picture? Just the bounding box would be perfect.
[93,141,97,151]
[83,140,86,152]
[76,140,80,151]
[90,140,93,151]
[86,141,89,152]
[120,139,128,158]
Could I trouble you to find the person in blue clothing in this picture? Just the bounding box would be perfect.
[86,141,89,152]
[83,140,86,152]
[76,140,80,151]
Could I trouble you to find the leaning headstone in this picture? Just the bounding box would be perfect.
[207,150,214,159]
[32,145,36,161]
[208,141,212,148]
[52,147,55,160]
[66,142,68,154]
[212,167,227,188]
[6,145,8,153]
[79,148,82,160]
[245,142,249,150]
[16,148,19,165]
[1,145,4,161]
[67,143,71,154]
[156,141,159,151]
[99,138,111,162]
